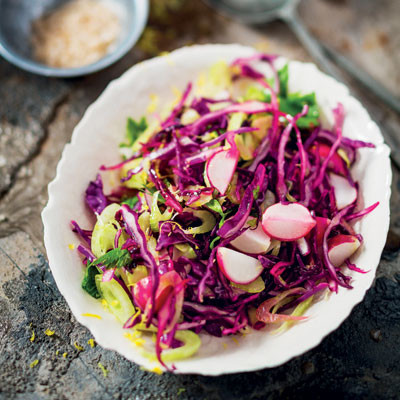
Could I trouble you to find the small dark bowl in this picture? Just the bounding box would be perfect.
[0,0,149,77]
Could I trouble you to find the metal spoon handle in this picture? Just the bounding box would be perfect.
[279,7,342,80]
[279,7,400,167]
[321,44,400,115]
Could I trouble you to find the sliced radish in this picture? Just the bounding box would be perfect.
[296,237,310,256]
[133,271,182,312]
[216,247,263,284]
[310,143,347,176]
[262,202,316,241]
[330,173,357,210]
[328,234,361,267]
[133,276,152,311]
[230,218,271,254]
[206,148,239,195]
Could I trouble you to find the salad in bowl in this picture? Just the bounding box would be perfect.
[43,45,390,374]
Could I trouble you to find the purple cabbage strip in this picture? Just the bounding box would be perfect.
[85,174,108,215]
[100,153,141,171]
[218,164,265,238]
[71,221,92,246]
[276,106,309,200]
[313,103,345,189]
[199,126,258,149]
[117,205,160,325]
[162,82,192,128]
[322,205,354,292]
[77,244,95,263]
[345,201,379,222]
[189,101,273,136]
[148,167,183,213]
[155,221,199,251]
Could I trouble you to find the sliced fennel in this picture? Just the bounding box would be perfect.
[140,330,201,362]
[91,203,124,258]
[174,243,196,259]
[120,158,148,189]
[120,265,148,287]
[150,191,173,232]
[230,276,265,293]
[95,275,136,324]
[182,209,216,235]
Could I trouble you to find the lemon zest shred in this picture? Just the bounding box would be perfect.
[170,85,182,99]
[82,313,101,319]
[124,328,143,344]
[30,359,39,368]
[101,299,109,310]
[133,338,145,347]
[68,243,75,250]
[55,350,60,356]
[147,94,159,114]
[222,342,228,350]
[44,329,55,336]
[151,366,163,375]
[88,338,95,348]
[196,72,206,89]
[29,323,35,342]
[98,362,108,377]
[74,342,84,351]
[160,51,175,66]
[62,352,68,358]
[232,337,239,345]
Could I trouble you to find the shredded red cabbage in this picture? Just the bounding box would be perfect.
[72,52,379,367]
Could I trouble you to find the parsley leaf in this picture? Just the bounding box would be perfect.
[252,186,260,199]
[92,248,133,269]
[279,92,319,128]
[120,117,147,148]
[210,236,221,250]
[278,64,289,97]
[205,199,225,218]
[122,196,139,209]
[81,264,101,299]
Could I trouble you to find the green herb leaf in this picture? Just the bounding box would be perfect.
[244,85,271,103]
[92,248,133,269]
[279,92,319,129]
[81,263,101,299]
[252,186,260,199]
[210,236,221,250]
[205,199,224,218]
[247,218,257,228]
[122,196,139,209]
[120,117,148,148]
[278,64,289,97]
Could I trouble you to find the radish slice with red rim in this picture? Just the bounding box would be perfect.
[206,148,239,195]
[230,218,271,254]
[262,202,316,241]
[216,247,263,285]
[328,234,361,267]
[330,173,357,210]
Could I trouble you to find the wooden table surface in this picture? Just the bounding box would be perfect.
[0,1,399,399]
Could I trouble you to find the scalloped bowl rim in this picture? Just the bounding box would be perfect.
[42,44,391,375]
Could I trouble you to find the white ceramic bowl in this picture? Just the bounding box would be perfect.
[42,44,391,375]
